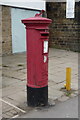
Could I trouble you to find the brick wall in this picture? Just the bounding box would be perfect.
[46,2,80,52]
[2,6,12,55]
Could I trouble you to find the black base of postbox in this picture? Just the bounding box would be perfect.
[27,86,48,107]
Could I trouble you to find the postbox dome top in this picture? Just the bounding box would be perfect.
[21,16,52,24]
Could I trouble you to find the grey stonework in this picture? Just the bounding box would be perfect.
[1,5,12,55]
[0,6,2,56]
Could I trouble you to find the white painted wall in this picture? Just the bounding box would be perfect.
[45,0,80,1]
[11,8,39,53]
[0,0,45,53]
[0,0,45,10]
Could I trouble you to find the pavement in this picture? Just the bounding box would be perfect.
[0,48,79,119]
[19,96,79,118]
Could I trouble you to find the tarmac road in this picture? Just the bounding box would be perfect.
[19,96,79,118]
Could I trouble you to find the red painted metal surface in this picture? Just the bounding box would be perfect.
[22,16,52,88]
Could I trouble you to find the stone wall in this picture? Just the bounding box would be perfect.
[46,2,80,52]
[2,6,12,55]
[0,6,2,55]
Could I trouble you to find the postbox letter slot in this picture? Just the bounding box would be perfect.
[40,32,49,36]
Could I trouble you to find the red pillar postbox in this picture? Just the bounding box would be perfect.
[21,12,52,106]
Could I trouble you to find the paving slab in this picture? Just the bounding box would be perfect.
[0,89,2,98]
[2,81,26,97]
[49,74,65,83]
[2,70,26,80]
[7,91,26,103]
[2,77,21,88]
[1,48,78,119]
[58,96,69,102]
[2,102,14,114]
[0,101,2,116]
[49,82,65,90]
[48,87,64,100]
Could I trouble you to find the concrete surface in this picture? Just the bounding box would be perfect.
[0,48,79,119]
[19,96,78,118]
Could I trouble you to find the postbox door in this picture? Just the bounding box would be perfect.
[35,31,49,87]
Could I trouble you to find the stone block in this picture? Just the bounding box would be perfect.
[2,6,12,55]
[49,74,65,84]
[58,96,69,102]
[48,87,64,100]
[2,70,26,80]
